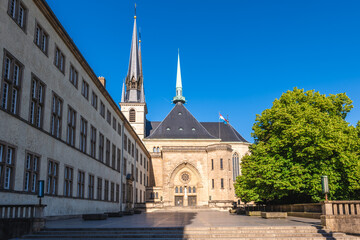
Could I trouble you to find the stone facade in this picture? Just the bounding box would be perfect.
[0,0,150,216]
[144,138,249,208]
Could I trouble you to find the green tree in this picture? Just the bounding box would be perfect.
[235,88,360,203]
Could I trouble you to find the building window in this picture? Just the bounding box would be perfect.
[69,65,78,88]
[54,47,65,73]
[131,143,134,157]
[64,166,73,197]
[212,179,214,189]
[221,178,224,189]
[0,144,15,190]
[188,186,191,193]
[104,180,109,201]
[50,93,62,138]
[47,159,58,195]
[129,109,136,122]
[29,75,45,128]
[122,183,126,203]
[81,80,89,100]
[116,184,120,202]
[123,135,128,151]
[98,133,104,162]
[79,117,87,153]
[110,182,115,202]
[220,158,223,170]
[77,170,85,199]
[175,187,178,193]
[24,152,40,193]
[100,101,105,118]
[193,187,196,193]
[136,168,138,182]
[105,139,110,166]
[144,174,146,187]
[117,148,121,172]
[112,117,116,131]
[112,144,116,168]
[140,154,143,166]
[97,177,102,200]
[88,174,94,200]
[90,126,96,158]
[107,110,111,125]
[1,51,23,115]
[211,159,214,170]
[91,91,97,109]
[34,22,48,54]
[66,106,76,146]
[123,158,127,176]
[180,186,183,193]
[117,123,121,135]
[8,0,27,30]
[232,153,240,181]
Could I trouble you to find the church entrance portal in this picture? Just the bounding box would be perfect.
[188,196,196,206]
[175,196,183,206]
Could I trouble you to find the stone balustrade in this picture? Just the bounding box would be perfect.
[0,204,45,219]
[321,200,360,235]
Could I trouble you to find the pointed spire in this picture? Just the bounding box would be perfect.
[121,80,126,102]
[140,81,145,103]
[124,5,143,103]
[172,50,186,104]
[138,28,143,78]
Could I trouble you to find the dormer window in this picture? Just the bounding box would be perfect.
[192,128,195,131]
[179,127,183,131]
[178,112,182,115]
[166,127,170,131]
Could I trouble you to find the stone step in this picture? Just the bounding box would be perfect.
[16,237,360,240]
[17,227,360,240]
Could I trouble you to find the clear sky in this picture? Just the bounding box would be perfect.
[47,0,360,143]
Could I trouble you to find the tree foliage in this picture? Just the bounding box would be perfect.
[235,88,360,203]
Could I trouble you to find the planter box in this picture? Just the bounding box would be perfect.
[246,211,262,216]
[82,214,108,220]
[261,212,287,219]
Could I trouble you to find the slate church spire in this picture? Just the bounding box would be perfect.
[172,51,186,104]
[122,6,145,103]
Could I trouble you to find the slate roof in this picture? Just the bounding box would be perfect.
[201,122,248,142]
[145,103,248,142]
[146,103,217,139]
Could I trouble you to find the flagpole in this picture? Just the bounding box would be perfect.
[219,112,221,140]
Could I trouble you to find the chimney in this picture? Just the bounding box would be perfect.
[98,76,106,88]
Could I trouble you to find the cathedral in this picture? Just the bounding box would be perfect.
[120,13,250,209]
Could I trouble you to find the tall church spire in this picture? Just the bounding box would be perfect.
[173,51,186,104]
[123,5,143,103]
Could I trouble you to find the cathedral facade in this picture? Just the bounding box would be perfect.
[120,15,250,209]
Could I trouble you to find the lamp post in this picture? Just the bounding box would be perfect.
[321,176,329,201]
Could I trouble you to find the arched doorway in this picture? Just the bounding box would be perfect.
[168,162,201,207]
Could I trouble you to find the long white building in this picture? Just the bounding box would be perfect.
[0,0,150,216]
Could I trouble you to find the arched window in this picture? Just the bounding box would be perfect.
[129,109,136,122]
[175,187,178,193]
[153,147,156,152]
[193,187,196,193]
[180,186,183,193]
[232,153,240,181]
[188,187,191,193]
[157,147,160,152]
[156,192,159,199]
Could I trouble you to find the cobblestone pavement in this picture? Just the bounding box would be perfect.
[45,210,321,229]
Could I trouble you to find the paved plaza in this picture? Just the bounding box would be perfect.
[45,210,321,229]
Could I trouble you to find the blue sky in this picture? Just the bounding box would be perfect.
[47,0,360,142]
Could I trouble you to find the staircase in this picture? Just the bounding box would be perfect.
[18,226,360,239]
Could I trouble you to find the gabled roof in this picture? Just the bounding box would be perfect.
[201,122,248,142]
[146,103,217,139]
